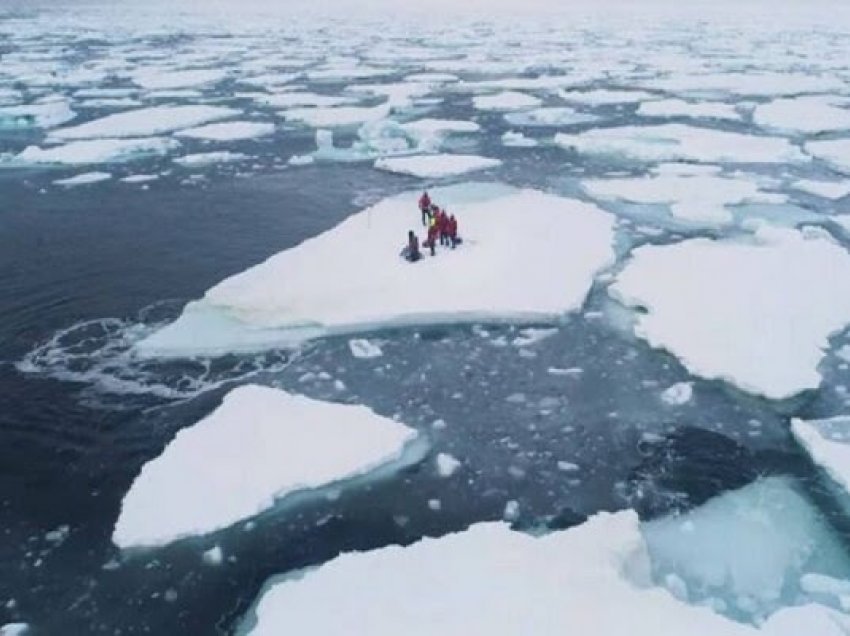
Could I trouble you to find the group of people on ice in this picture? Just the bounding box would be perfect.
[403,191,461,263]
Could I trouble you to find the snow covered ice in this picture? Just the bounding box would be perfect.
[610,226,850,399]
[112,385,422,548]
[239,506,850,636]
[556,124,805,164]
[137,184,615,356]
[49,105,239,140]
[374,154,501,178]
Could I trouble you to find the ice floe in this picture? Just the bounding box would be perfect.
[505,106,598,127]
[137,184,614,356]
[805,139,850,174]
[792,179,850,200]
[0,100,75,129]
[374,154,500,178]
[256,92,352,108]
[610,226,850,399]
[559,89,655,105]
[472,91,542,111]
[644,476,850,622]
[174,152,248,166]
[175,121,275,141]
[637,99,742,121]
[121,174,159,184]
[50,105,239,140]
[132,68,226,90]
[582,170,785,226]
[53,171,111,187]
[239,505,848,636]
[14,137,179,165]
[556,124,805,164]
[112,385,421,548]
[754,96,850,134]
[643,72,845,97]
[660,382,693,406]
[791,416,850,499]
[502,131,538,147]
[348,339,382,359]
[281,104,390,128]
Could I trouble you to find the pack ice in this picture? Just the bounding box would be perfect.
[136,184,615,357]
[556,124,805,164]
[112,385,421,548]
[610,225,850,399]
[238,507,850,636]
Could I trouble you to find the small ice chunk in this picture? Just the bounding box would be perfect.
[202,545,224,566]
[559,89,655,105]
[174,152,247,167]
[348,339,383,359]
[45,524,70,544]
[557,461,579,472]
[435,453,461,477]
[53,172,111,187]
[505,107,598,127]
[428,498,442,511]
[503,500,520,521]
[121,174,159,184]
[112,385,421,548]
[0,624,29,636]
[512,327,558,347]
[661,382,693,406]
[502,131,538,147]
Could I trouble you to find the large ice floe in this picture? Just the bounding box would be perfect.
[14,137,179,165]
[805,139,850,174]
[112,384,422,548]
[582,164,785,226]
[754,96,850,134]
[374,154,501,178]
[791,416,850,500]
[641,72,846,97]
[174,121,275,141]
[281,104,390,128]
[49,105,239,140]
[238,493,850,635]
[609,225,850,399]
[556,124,805,164]
[136,184,615,357]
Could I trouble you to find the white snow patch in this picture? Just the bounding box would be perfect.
[473,91,542,111]
[610,227,850,399]
[175,121,275,141]
[374,154,500,178]
[137,185,615,357]
[557,124,805,164]
[112,385,420,548]
[50,105,238,140]
[53,171,111,187]
[637,99,741,121]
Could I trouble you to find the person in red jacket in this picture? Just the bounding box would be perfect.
[419,191,432,226]
[439,207,451,246]
[448,214,459,248]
